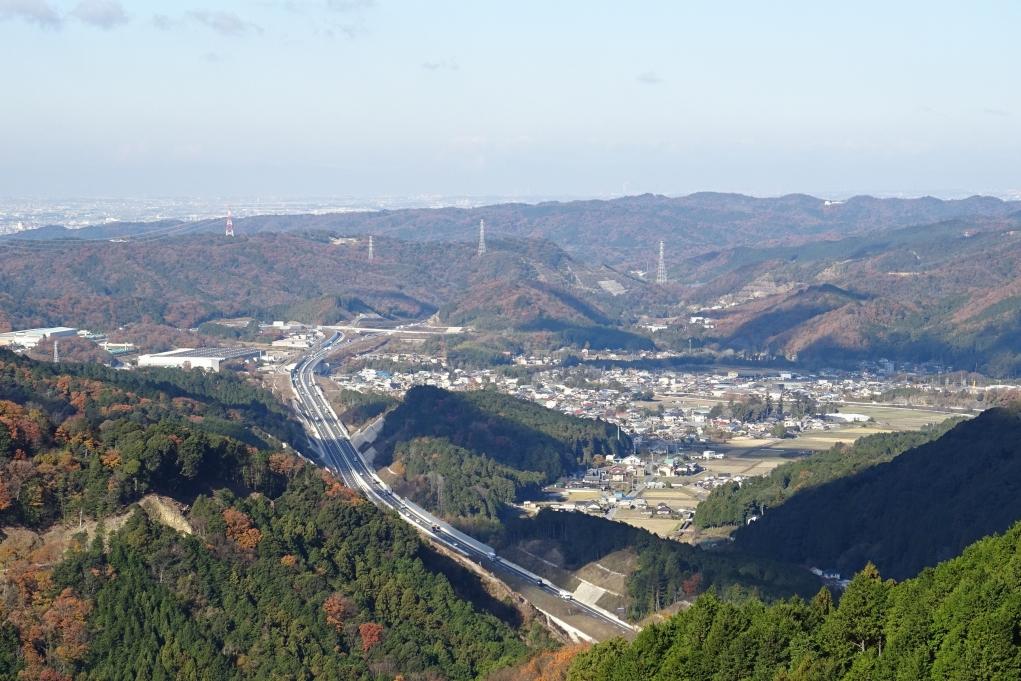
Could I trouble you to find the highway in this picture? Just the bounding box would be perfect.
[290,332,637,642]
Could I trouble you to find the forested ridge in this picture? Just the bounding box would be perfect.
[0,353,541,679]
[376,386,629,527]
[2,469,539,680]
[734,404,1021,580]
[332,388,397,430]
[24,193,1016,267]
[695,417,962,528]
[691,215,1021,375]
[0,349,301,529]
[568,519,1021,680]
[10,195,1021,370]
[0,233,652,352]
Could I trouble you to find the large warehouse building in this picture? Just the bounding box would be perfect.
[0,327,78,349]
[136,347,263,371]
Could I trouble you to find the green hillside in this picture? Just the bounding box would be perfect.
[695,417,963,528]
[568,519,1021,680]
[376,386,630,529]
[0,353,538,680]
[733,405,1021,580]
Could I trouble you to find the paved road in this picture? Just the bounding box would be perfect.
[290,332,636,642]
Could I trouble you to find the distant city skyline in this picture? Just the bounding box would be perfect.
[2,1,1019,198]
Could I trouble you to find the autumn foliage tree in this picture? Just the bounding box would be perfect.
[41,588,92,667]
[322,593,352,633]
[681,572,703,596]
[223,508,262,550]
[489,645,588,681]
[358,622,384,653]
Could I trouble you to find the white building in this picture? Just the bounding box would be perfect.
[137,347,262,371]
[825,412,870,423]
[0,327,78,349]
[271,334,314,349]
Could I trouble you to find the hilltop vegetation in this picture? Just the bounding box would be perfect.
[568,519,1021,680]
[733,405,1021,580]
[24,192,1017,267]
[9,194,1021,370]
[2,468,537,681]
[0,353,541,679]
[695,418,963,528]
[376,386,629,530]
[0,232,657,353]
[0,350,301,529]
[690,216,1021,375]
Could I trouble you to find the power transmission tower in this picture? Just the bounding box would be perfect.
[477,219,487,256]
[225,208,235,237]
[368,235,374,262]
[53,340,59,363]
[655,240,667,284]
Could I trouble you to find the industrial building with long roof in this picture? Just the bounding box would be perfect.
[136,347,262,371]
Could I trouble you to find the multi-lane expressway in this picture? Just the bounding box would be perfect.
[290,332,637,643]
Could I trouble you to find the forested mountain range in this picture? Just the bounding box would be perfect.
[567,518,1021,680]
[13,192,1019,267]
[6,192,1021,371]
[681,214,1021,374]
[0,232,634,342]
[732,404,1021,580]
[0,352,543,679]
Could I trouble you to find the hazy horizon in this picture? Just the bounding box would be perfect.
[2,1,1020,198]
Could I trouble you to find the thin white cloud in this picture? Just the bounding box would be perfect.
[71,0,128,29]
[328,0,374,11]
[151,13,174,30]
[0,0,61,28]
[983,108,1011,117]
[636,71,663,85]
[422,59,459,72]
[188,9,261,36]
[325,0,373,39]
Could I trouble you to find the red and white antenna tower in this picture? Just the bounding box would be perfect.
[225,208,235,237]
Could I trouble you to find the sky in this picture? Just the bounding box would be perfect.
[1,0,1020,200]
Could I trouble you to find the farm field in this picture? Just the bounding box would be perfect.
[837,404,961,429]
[639,487,703,508]
[611,509,684,538]
[561,489,604,502]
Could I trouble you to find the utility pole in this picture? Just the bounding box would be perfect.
[477,219,487,256]
[656,240,667,284]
